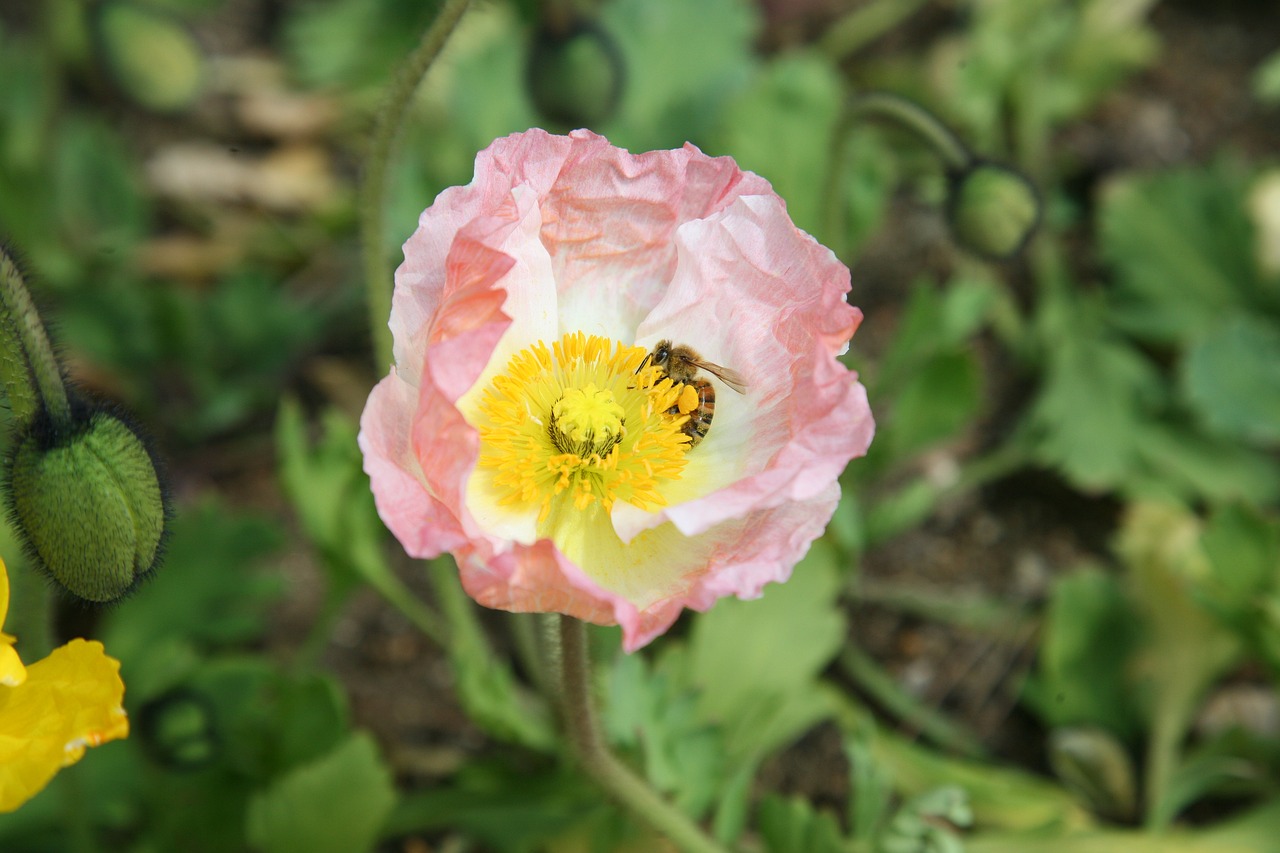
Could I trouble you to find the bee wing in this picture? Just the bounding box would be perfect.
[691,359,748,394]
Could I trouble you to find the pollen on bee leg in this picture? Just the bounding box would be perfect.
[676,383,700,415]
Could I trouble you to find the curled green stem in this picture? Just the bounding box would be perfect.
[824,92,974,256]
[556,616,733,853]
[361,0,473,370]
[845,92,972,172]
[0,247,70,429]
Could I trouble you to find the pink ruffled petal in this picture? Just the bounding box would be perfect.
[361,129,875,651]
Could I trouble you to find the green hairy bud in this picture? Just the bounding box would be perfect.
[6,408,169,602]
[1,244,170,603]
[946,162,1042,260]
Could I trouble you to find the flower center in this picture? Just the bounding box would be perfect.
[472,332,691,525]
[550,384,625,456]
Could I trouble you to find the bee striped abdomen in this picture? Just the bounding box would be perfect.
[670,379,716,446]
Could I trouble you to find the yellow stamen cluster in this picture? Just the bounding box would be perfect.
[474,332,692,524]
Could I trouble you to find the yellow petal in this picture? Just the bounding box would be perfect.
[0,557,8,624]
[0,562,23,688]
[0,635,24,688]
[0,639,128,813]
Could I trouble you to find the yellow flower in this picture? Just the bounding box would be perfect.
[0,559,128,813]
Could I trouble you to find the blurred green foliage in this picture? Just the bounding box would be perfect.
[1,0,1279,850]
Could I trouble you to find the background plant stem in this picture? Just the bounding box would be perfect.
[0,248,70,429]
[556,616,734,853]
[360,0,473,370]
[846,92,973,172]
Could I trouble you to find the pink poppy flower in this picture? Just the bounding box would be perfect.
[359,129,873,651]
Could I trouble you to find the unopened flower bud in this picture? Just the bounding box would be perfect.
[6,408,169,602]
[526,20,625,128]
[946,162,1041,260]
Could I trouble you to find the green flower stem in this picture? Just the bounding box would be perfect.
[7,558,54,660]
[556,616,733,853]
[0,247,70,428]
[839,644,986,759]
[58,766,96,853]
[365,563,446,647]
[429,559,515,672]
[360,0,473,370]
[845,92,972,172]
[818,0,933,60]
[823,92,973,258]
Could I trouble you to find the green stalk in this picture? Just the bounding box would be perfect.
[823,92,973,257]
[0,248,70,429]
[556,616,734,853]
[365,564,446,646]
[819,0,933,60]
[845,92,972,172]
[6,558,53,659]
[839,645,986,760]
[360,0,473,370]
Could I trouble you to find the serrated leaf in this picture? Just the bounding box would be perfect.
[246,732,396,853]
[1099,167,1261,344]
[600,651,725,817]
[1030,329,1161,490]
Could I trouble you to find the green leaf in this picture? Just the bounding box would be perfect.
[1128,421,1280,504]
[1029,327,1161,490]
[386,760,599,851]
[1200,503,1280,614]
[846,730,894,842]
[1116,503,1243,826]
[599,0,757,151]
[246,732,396,853]
[881,787,971,853]
[1022,567,1141,736]
[874,274,997,396]
[887,350,981,457]
[757,795,846,853]
[685,540,846,753]
[53,115,149,254]
[601,648,726,817]
[1182,313,1280,446]
[102,501,282,664]
[189,658,351,780]
[1253,48,1280,105]
[284,0,441,91]
[276,402,387,593]
[1099,166,1262,345]
[711,51,843,239]
[96,1,205,111]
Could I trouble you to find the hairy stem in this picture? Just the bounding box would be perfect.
[556,616,734,853]
[0,248,70,429]
[360,0,473,369]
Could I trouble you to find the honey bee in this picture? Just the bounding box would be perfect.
[637,339,747,447]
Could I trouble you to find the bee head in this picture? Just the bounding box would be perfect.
[652,340,673,367]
